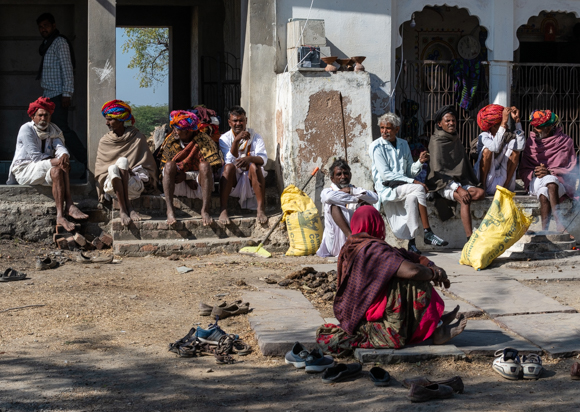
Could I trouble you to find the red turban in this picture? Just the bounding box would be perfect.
[28,97,55,118]
[477,104,504,132]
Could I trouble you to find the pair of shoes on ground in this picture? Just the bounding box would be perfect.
[199,300,250,320]
[36,256,59,270]
[493,347,543,380]
[0,268,27,282]
[168,320,251,363]
[404,376,464,402]
[76,252,114,264]
[285,342,335,373]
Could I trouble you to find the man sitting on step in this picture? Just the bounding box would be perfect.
[519,110,578,237]
[474,104,525,195]
[219,106,268,224]
[158,110,223,227]
[95,100,158,226]
[317,158,378,257]
[7,96,88,231]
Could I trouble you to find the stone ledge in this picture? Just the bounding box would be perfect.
[355,345,466,364]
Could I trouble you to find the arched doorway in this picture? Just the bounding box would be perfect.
[512,11,580,153]
[394,6,489,151]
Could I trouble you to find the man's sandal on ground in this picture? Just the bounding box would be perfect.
[0,268,27,282]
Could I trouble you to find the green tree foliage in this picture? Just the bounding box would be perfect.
[121,28,169,88]
[131,104,169,137]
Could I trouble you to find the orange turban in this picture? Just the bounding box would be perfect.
[477,104,504,132]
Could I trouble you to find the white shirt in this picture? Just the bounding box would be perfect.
[219,128,267,165]
[316,183,379,257]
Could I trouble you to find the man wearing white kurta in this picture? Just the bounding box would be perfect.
[219,106,268,224]
[369,112,447,254]
[317,159,378,257]
[474,106,525,195]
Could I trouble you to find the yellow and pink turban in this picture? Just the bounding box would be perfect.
[101,100,135,124]
[169,110,199,131]
[530,110,559,128]
[477,104,504,132]
[28,96,55,118]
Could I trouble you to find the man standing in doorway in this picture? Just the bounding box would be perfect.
[36,12,86,174]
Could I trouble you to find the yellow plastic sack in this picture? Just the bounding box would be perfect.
[460,186,532,270]
[281,184,323,256]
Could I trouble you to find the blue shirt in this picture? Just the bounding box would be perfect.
[368,137,422,203]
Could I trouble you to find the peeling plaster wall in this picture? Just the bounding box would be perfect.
[277,71,374,212]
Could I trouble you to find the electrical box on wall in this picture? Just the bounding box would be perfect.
[287,18,326,47]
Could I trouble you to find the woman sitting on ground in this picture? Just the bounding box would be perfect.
[316,206,467,355]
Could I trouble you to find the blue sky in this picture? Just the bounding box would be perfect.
[115,28,168,107]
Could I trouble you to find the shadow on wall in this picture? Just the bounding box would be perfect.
[369,72,390,140]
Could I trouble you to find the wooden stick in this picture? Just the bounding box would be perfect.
[0,304,45,313]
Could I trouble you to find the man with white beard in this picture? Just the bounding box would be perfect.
[7,96,87,231]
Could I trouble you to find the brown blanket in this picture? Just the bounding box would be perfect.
[95,126,159,200]
[426,129,480,192]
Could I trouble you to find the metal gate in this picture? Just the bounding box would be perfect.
[200,52,241,133]
[511,63,580,154]
[395,60,489,150]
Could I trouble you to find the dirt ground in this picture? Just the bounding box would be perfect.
[1,239,579,412]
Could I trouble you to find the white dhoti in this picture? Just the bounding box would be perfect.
[317,205,354,258]
[103,157,148,201]
[12,159,53,186]
[382,183,426,240]
[530,175,566,201]
[475,139,519,195]
[162,169,203,199]
[230,167,268,210]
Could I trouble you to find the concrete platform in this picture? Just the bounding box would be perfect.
[355,345,465,364]
[446,279,575,317]
[243,288,324,356]
[440,293,483,318]
[451,319,540,356]
[496,313,580,358]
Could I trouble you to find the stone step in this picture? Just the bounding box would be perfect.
[114,237,288,257]
[507,240,575,253]
[113,189,281,218]
[501,249,580,260]
[519,233,574,243]
[111,212,283,241]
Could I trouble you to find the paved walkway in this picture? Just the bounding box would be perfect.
[245,251,580,362]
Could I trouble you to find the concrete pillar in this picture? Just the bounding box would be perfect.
[240,0,277,169]
[489,61,511,106]
[488,0,514,107]
[87,0,116,179]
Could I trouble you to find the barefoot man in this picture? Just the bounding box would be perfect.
[159,110,222,226]
[95,100,158,226]
[7,97,88,230]
[219,106,268,224]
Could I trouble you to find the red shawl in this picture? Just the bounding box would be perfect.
[519,127,578,198]
[335,233,432,335]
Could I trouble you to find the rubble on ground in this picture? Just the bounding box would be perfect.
[278,266,337,305]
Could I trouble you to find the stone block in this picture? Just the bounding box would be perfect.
[73,233,87,247]
[114,243,140,254]
[92,237,104,250]
[157,221,169,230]
[140,244,158,253]
[66,236,78,251]
[55,237,68,250]
[99,232,113,247]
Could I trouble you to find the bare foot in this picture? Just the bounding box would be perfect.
[257,209,268,225]
[440,305,460,326]
[218,210,231,225]
[120,211,132,227]
[201,211,213,226]
[56,216,75,232]
[432,315,467,345]
[66,204,88,220]
[167,212,177,227]
[130,210,141,222]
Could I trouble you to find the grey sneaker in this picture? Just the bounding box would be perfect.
[196,321,230,345]
[285,342,309,368]
[424,231,449,246]
[304,348,335,373]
